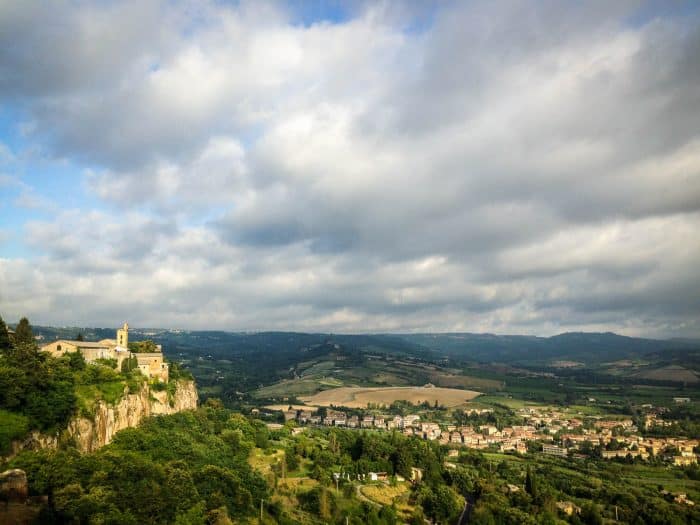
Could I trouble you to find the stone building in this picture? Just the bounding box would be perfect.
[41,323,169,382]
[135,353,169,383]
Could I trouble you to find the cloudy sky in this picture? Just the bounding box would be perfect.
[0,1,699,337]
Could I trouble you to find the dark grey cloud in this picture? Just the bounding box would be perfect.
[0,2,166,98]
[1,0,699,337]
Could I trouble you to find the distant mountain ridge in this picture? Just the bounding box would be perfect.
[30,325,699,366]
[395,331,699,364]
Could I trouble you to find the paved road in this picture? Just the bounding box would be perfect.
[456,496,474,525]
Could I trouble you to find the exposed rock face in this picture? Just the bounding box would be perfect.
[10,380,198,455]
[11,432,58,455]
[69,379,198,452]
[0,469,28,502]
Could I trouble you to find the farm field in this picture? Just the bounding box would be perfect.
[263,404,313,411]
[299,385,481,408]
[427,371,503,390]
[360,483,416,520]
[634,364,699,383]
[252,377,344,399]
[249,447,285,475]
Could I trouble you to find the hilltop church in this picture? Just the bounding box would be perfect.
[41,323,169,382]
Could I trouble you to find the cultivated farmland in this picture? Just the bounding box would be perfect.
[299,385,481,408]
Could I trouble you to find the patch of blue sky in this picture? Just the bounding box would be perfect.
[0,104,95,213]
[198,0,352,28]
[0,121,103,258]
[238,123,266,150]
[22,161,90,210]
[0,162,92,258]
[0,191,40,258]
[401,3,439,36]
[0,209,34,256]
[625,0,700,28]
[287,0,352,27]
[0,105,28,153]
[193,205,230,228]
[0,238,33,259]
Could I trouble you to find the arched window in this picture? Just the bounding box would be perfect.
[57,344,62,351]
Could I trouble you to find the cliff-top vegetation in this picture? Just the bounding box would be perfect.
[0,315,180,455]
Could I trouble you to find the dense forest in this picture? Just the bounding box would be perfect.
[0,316,88,452]
[8,406,267,524]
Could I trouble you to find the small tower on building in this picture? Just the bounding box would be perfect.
[117,322,129,350]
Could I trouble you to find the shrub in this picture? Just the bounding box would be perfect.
[0,409,30,454]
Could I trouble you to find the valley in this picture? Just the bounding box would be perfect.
[3,321,700,524]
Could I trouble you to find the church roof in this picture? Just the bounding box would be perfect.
[51,340,113,348]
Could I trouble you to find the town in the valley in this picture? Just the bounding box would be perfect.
[266,398,698,477]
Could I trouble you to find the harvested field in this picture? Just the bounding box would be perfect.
[428,372,503,391]
[251,377,343,398]
[550,360,584,368]
[263,404,313,411]
[635,365,699,384]
[299,386,480,408]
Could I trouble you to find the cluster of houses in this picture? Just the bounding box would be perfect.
[285,407,531,451]
[278,403,699,467]
[519,406,699,466]
[440,424,532,453]
[287,409,423,432]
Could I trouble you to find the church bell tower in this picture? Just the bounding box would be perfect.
[117,322,129,349]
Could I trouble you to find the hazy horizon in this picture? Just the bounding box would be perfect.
[19,321,700,342]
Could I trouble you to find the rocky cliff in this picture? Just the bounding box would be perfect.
[10,380,198,455]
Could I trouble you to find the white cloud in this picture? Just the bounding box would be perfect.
[0,1,699,336]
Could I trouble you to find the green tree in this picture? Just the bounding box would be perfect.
[390,444,412,478]
[68,350,87,371]
[0,314,12,353]
[208,506,234,525]
[0,364,27,409]
[285,446,300,471]
[174,502,208,525]
[525,465,538,499]
[580,502,603,525]
[121,354,138,373]
[420,485,462,524]
[0,409,30,454]
[164,462,201,519]
[13,317,35,347]
[194,465,252,514]
[318,486,332,520]
[378,504,398,525]
[128,339,158,353]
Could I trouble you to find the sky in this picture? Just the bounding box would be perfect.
[0,0,699,337]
